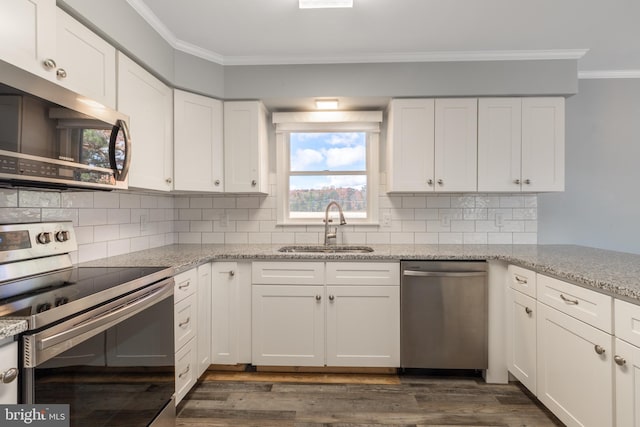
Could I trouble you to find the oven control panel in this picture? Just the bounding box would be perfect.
[0,222,77,264]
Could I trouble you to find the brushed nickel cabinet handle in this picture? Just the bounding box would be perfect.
[179,317,190,328]
[524,179,531,185]
[315,295,321,301]
[251,180,257,186]
[178,281,191,290]
[514,179,521,185]
[515,275,528,284]
[614,355,626,366]
[560,294,579,305]
[178,364,190,378]
[437,179,444,185]
[525,307,532,315]
[427,179,434,185]
[0,368,18,384]
[215,179,221,185]
[43,58,57,69]
[56,68,67,79]
[594,345,605,355]
[329,295,335,301]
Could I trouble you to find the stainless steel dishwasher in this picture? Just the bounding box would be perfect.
[401,261,488,369]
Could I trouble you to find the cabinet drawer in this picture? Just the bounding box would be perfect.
[537,274,612,333]
[615,299,640,348]
[174,268,197,302]
[174,294,197,351]
[175,338,197,405]
[507,265,537,298]
[326,262,399,286]
[252,262,324,285]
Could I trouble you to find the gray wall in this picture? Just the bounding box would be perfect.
[538,78,640,254]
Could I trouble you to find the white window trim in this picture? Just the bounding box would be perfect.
[275,112,381,226]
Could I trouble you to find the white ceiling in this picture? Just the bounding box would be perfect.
[129,0,640,75]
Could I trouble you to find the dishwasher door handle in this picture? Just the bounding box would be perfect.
[403,270,486,278]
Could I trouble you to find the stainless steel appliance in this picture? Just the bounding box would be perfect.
[401,261,488,369]
[0,222,175,427]
[0,60,130,190]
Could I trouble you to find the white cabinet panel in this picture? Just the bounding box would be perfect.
[117,52,173,191]
[252,285,325,366]
[252,261,324,285]
[224,101,269,193]
[174,268,197,303]
[55,8,116,108]
[325,262,399,286]
[478,98,522,192]
[506,289,537,393]
[615,299,640,348]
[326,285,399,367]
[211,262,239,365]
[0,341,18,404]
[521,97,565,192]
[196,263,212,376]
[434,98,478,192]
[174,90,224,192]
[537,302,613,427]
[174,294,197,352]
[507,264,537,298]
[615,338,640,427]
[0,0,56,80]
[386,99,435,192]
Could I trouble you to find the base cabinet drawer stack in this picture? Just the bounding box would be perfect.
[173,268,199,405]
[251,262,400,368]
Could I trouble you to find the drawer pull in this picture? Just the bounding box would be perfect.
[594,345,606,355]
[515,275,528,284]
[525,307,533,315]
[179,317,191,328]
[178,281,191,290]
[614,355,627,366]
[178,364,190,379]
[1,367,18,384]
[329,295,335,301]
[221,270,235,277]
[560,294,579,305]
[315,295,322,301]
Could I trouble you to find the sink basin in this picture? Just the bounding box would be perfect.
[278,245,374,254]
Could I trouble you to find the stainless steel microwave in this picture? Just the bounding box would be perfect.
[0,60,130,190]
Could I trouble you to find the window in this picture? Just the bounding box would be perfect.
[275,112,381,224]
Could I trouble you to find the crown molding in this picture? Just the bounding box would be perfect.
[578,70,640,79]
[127,0,588,66]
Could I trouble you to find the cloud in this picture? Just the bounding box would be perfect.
[291,148,324,170]
[328,175,366,188]
[325,145,366,169]
[327,133,364,146]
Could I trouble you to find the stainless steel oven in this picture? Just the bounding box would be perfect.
[0,222,175,427]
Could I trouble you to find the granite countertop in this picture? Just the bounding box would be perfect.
[0,319,28,340]
[80,243,640,304]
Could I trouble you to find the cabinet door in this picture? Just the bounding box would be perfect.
[196,263,212,376]
[174,294,197,352]
[224,101,269,193]
[252,285,324,366]
[386,99,435,192]
[174,90,224,192]
[211,262,239,365]
[537,302,613,427]
[55,8,116,108]
[521,97,564,192]
[175,338,197,405]
[506,289,537,393]
[117,53,173,191]
[478,98,522,192]
[0,0,56,80]
[326,285,399,367]
[615,338,640,427]
[0,341,18,404]
[434,98,478,192]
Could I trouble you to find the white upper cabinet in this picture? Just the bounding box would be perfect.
[224,101,269,194]
[386,99,435,192]
[0,0,56,80]
[434,98,478,192]
[521,97,565,192]
[55,8,116,108]
[386,98,477,192]
[0,2,116,108]
[174,90,224,192]
[117,52,173,191]
[479,97,564,192]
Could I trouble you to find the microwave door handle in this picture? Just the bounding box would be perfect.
[109,119,132,181]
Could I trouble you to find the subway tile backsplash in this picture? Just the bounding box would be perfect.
[0,178,537,263]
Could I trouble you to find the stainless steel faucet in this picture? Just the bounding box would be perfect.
[323,201,347,245]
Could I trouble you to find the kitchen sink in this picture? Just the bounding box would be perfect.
[278,245,374,254]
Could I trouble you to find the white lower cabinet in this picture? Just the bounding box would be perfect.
[536,302,613,427]
[251,261,400,368]
[0,340,18,404]
[614,338,640,426]
[196,263,212,377]
[175,338,197,405]
[506,288,537,393]
[211,262,252,365]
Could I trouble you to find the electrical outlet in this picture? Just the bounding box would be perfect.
[382,213,392,227]
[440,214,451,227]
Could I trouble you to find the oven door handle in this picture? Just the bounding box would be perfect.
[23,278,173,368]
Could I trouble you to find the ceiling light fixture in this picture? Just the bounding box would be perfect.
[299,0,353,9]
[315,99,339,109]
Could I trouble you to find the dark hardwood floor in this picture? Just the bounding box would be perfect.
[176,371,563,427]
